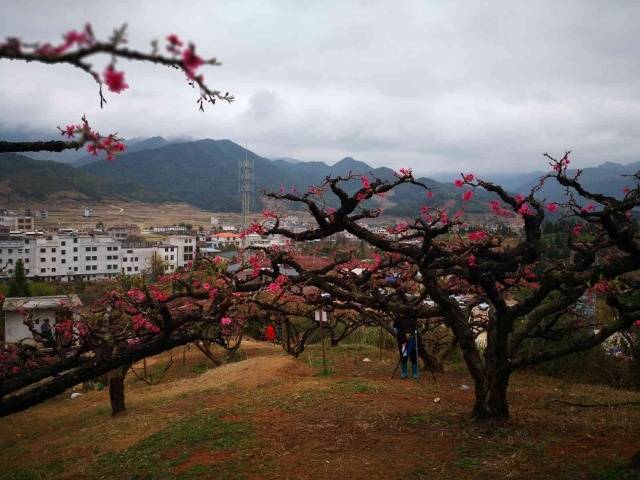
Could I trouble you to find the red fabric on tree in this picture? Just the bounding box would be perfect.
[265,325,277,342]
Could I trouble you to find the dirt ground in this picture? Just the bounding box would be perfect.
[6,199,263,232]
[1,341,639,480]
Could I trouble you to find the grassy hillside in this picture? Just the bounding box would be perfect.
[82,140,495,215]
[1,342,638,480]
[0,153,174,203]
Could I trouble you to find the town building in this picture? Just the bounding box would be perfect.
[2,294,83,345]
[0,232,196,281]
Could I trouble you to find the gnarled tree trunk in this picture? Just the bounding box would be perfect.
[108,364,130,415]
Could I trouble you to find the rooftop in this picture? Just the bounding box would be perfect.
[2,295,83,312]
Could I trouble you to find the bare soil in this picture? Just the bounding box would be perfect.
[1,341,639,479]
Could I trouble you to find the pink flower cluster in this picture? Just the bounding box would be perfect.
[103,65,129,94]
[387,222,409,234]
[127,288,146,302]
[552,154,570,173]
[34,25,93,57]
[468,230,488,242]
[132,314,160,333]
[489,200,511,218]
[266,274,289,293]
[61,117,125,161]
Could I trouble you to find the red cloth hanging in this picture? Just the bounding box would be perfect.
[265,324,277,342]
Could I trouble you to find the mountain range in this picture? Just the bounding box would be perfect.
[1,137,637,215]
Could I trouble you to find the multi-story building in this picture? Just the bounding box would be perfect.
[0,214,34,232]
[168,236,195,266]
[0,233,197,282]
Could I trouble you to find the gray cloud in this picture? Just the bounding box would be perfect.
[1,0,639,176]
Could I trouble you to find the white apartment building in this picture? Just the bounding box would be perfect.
[0,233,198,282]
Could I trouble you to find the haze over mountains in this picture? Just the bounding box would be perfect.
[2,137,637,214]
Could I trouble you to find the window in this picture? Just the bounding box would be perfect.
[61,259,66,264]
[85,247,91,252]
[73,267,78,272]
[92,256,97,261]
[135,257,138,261]
[85,256,91,261]
[51,248,56,253]
[134,266,138,271]
[113,255,118,259]
[107,246,112,251]
[25,249,29,253]
[73,247,78,252]
[127,249,133,254]
[73,238,78,243]
[122,257,127,262]
[61,241,66,246]
[107,265,111,270]
[8,259,13,264]
[61,250,66,255]
[40,248,46,253]
[127,267,132,272]
[24,258,29,263]
[41,258,45,262]
[113,246,118,251]
[51,257,56,262]
[93,247,97,251]
[51,267,56,272]
[41,268,46,273]
[92,265,97,270]
[86,266,91,271]
[73,256,78,262]
[170,255,174,260]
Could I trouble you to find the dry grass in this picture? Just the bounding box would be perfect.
[1,342,639,480]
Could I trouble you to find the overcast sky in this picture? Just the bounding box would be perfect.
[1,0,639,176]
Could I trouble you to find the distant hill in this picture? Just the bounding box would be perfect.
[0,153,174,203]
[73,136,171,167]
[82,140,494,215]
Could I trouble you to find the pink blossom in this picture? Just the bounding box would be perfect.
[467,255,477,267]
[518,204,534,217]
[103,65,129,94]
[182,47,204,78]
[581,203,595,213]
[468,230,488,242]
[427,190,434,199]
[462,190,474,202]
[464,173,475,182]
[221,317,232,326]
[634,319,640,327]
[572,223,584,236]
[361,176,371,189]
[397,167,412,177]
[208,288,218,299]
[166,34,183,47]
[546,203,558,213]
[515,194,526,205]
[454,179,464,188]
[326,207,336,215]
[63,30,90,46]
